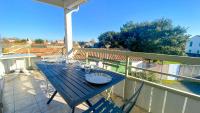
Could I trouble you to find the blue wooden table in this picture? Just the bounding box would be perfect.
[36,62,125,113]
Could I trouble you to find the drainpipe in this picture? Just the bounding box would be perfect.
[27,39,32,69]
[64,4,79,59]
[0,36,2,57]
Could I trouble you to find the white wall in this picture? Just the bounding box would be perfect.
[167,64,180,80]
[0,58,32,74]
[0,61,5,79]
[179,65,200,78]
[131,61,143,72]
[113,79,200,113]
[186,35,200,54]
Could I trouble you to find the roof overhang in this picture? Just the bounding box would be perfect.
[37,0,87,9]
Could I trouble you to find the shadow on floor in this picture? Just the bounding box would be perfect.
[3,71,88,113]
[180,80,200,95]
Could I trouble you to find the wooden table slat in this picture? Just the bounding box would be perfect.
[51,68,89,96]
[36,62,125,108]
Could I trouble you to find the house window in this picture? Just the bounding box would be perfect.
[190,42,193,47]
[197,50,200,54]
[189,50,192,53]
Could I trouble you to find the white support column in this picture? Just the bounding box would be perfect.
[64,6,79,59]
[0,38,2,57]
[0,48,1,55]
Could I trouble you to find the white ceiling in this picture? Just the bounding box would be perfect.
[37,0,86,9]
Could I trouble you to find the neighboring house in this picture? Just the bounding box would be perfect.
[56,40,64,44]
[84,41,95,48]
[85,42,92,47]
[27,39,32,44]
[186,35,200,57]
[47,41,51,45]
[7,39,16,43]
[88,39,96,47]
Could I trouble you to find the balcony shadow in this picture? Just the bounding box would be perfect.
[180,80,200,95]
[3,71,88,113]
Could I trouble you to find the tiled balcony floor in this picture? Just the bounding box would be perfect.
[2,70,147,113]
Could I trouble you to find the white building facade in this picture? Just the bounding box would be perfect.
[185,35,200,56]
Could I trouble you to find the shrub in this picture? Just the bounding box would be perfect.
[130,71,159,83]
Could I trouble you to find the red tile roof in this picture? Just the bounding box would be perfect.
[73,49,143,61]
[8,47,143,61]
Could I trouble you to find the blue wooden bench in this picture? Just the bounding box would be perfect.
[83,82,144,113]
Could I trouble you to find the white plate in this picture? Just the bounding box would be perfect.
[85,73,112,85]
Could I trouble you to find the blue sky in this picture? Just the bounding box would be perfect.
[0,0,200,41]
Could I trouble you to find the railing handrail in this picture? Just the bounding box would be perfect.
[74,48,200,65]
[129,65,200,83]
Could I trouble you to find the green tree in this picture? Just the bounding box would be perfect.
[121,19,189,55]
[98,31,123,48]
[15,39,27,43]
[34,39,44,44]
[97,18,189,55]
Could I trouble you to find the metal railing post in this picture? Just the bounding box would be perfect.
[124,55,130,99]
[159,60,164,83]
[62,47,64,55]
[27,45,31,69]
[86,52,88,64]
[125,56,130,77]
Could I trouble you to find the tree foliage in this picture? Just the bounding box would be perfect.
[131,71,159,83]
[15,39,27,43]
[34,38,44,44]
[98,31,123,48]
[97,18,189,55]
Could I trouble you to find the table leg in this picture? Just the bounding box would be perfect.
[86,100,92,107]
[46,78,49,94]
[72,107,75,113]
[47,91,57,104]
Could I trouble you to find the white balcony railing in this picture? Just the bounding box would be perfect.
[72,48,200,113]
[3,46,199,113]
